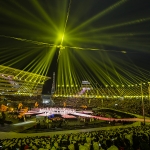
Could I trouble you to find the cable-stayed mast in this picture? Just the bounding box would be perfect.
[51,72,55,95]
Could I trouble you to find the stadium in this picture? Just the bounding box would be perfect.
[0,0,150,150]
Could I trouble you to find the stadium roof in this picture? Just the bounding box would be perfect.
[0,65,50,84]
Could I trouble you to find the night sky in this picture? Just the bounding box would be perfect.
[0,0,150,93]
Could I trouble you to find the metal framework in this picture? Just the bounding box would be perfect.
[0,65,50,96]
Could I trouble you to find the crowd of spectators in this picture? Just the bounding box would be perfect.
[52,97,150,117]
[1,125,150,150]
[109,99,150,117]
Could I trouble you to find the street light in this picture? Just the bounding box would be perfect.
[140,82,145,125]
[148,82,150,104]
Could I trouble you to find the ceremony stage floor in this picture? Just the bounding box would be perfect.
[71,112,150,122]
[0,109,150,139]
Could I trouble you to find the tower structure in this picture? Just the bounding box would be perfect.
[51,72,55,95]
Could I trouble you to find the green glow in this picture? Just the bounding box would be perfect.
[0,0,150,97]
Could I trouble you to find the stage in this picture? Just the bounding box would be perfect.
[26,108,149,123]
[1,108,150,134]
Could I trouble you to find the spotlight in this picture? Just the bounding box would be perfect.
[121,51,126,53]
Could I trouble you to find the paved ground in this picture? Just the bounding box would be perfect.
[0,122,141,139]
[0,118,36,132]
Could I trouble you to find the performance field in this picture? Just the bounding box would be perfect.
[0,107,149,135]
[29,108,150,123]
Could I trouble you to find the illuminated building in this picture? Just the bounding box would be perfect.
[0,65,50,97]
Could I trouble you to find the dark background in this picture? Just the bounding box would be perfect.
[0,0,150,93]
